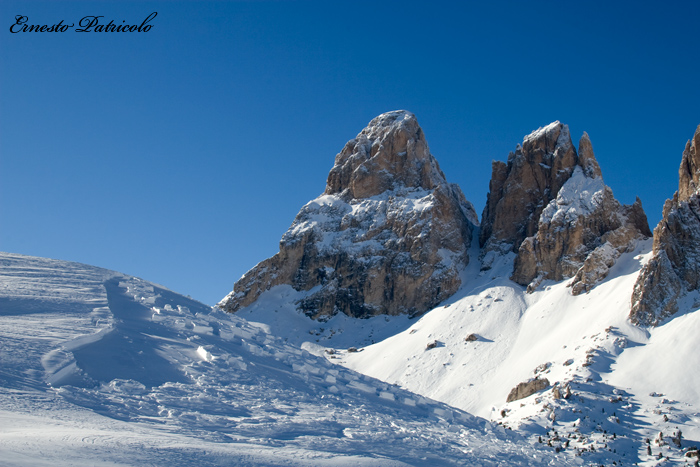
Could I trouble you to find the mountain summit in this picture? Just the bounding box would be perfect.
[324,111,454,198]
[221,115,654,319]
[220,110,478,318]
[480,122,651,294]
[631,125,700,325]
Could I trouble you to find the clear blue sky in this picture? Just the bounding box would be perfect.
[2,1,699,305]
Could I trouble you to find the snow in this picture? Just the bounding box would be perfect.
[230,230,700,465]
[233,283,416,348]
[522,121,564,145]
[607,299,700,403]
[539,166,607,225]
[284,188,439,257]
[332,238,700,465]
[4,226,700,466]
[0,252,566,466]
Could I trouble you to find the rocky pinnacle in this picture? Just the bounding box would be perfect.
[219,111,478,318]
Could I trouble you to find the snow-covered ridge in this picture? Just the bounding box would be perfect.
[1,252,570,466]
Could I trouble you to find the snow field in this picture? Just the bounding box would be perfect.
[214,225,700,465]
[335,239,700,465]
[4,234,699,466]
[0,252,570,466]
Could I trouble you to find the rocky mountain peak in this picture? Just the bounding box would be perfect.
[520,120,573,156]
[325,110,447,200]
[220,111,478,319]
[631,125,700,325]
[480,121,579,254]
[578,131,602,178]
[678,124,700,201]
[220,114,655,321]
[482,122,650,294]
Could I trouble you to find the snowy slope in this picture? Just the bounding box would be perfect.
[233,235,700,466]
[337,237,650,417]
[341,240,700,465]
[0,252,569,467]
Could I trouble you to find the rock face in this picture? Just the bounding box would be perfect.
[506,377,550,403]
[480,122,578,255]
[552,383,571,400]
[482,123,651,293]
[631,125,700,325]
[220,116,655,320]
[219,111,478,319]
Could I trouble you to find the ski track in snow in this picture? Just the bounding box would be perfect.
[0,252,570,466]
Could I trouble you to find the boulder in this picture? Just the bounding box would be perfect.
[506,377,550,403]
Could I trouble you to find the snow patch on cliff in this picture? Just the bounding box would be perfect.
[539,166,607,225]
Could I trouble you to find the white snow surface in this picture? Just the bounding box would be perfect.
[539,166,607,225]
[232,234,700,466]
[0,252,570,466]
[282,188,441,257]
[4,245,700,466]
[340,239,700,466]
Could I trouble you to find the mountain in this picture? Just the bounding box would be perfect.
[5,114,700,466]
[631,125,700,325]
[216,114,700,466]
[0,252,560,466]
[223,117,653,325]
[480,121,651,294]
[220,111,478,319]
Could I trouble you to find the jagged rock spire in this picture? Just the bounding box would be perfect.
[481,122,651,294]
[578,131,602,178]
[631,125,700,325]
[678,124,700,201]
[325,111,449,199]
[219,111,478,319]
[480,121,577,254]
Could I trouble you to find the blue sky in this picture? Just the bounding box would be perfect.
[2,1,699,305]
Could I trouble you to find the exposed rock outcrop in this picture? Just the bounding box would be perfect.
[631,125,700,325]
[219,111,478,319]
[506,377,550,403]
[482,122,651,293]
[480,122,578,255]
[513,163,651,294]
[552,383,571,400]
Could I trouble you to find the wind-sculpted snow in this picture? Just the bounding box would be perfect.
[0,252,568,466]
